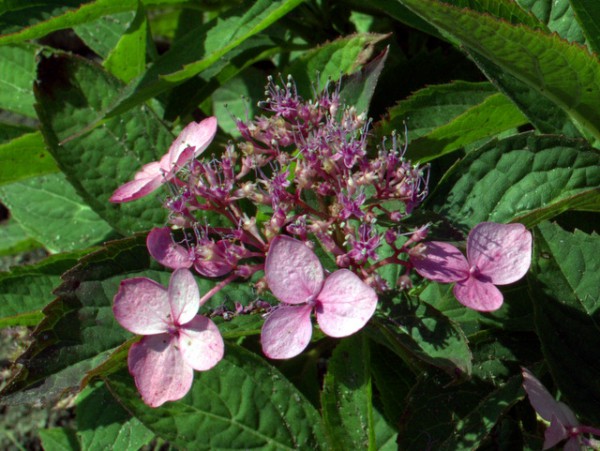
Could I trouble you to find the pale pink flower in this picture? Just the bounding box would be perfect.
[113,268,224,407]
[261,235,377,359]
[110,117,217,203]
[410,222,532,311]
[522,368,600,450]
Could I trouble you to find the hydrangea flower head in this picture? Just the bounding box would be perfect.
[113,268,224,407]
[522,368,600,450]
[261,235,377,359]
[410,222,532,311]
[110,117,217,203]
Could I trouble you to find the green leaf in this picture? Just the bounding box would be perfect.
[0,249,85,328]
[0,44,37,117]
[104,1,149,83]
[76,381,154,451]
[377,81,498,141]
[516,0,587,45]
[286,33,389,98]
[0,121,34,144]
[395,0,600,140]
[368,293,473,379]
[0,218,40,257]
[427,133,600,229]
[0,173,114,252]
[321,333,374,450]
[569,0,600,54]
[0,131,59,185]
[408,93,529,163]
[38,427,80,451]
[107,0,304,116]
[35,52,172,234]
[398,373,523,450]
[0,0,188,45]
[373,408,398,451]
[106,343,326,450]
[74,11,137,59]
[531,221,600,423]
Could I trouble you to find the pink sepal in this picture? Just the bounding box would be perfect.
[453,277,504,312]
[411,241,469,283]
[261,305,313,359]
[113,277,169,335]
[316,269,378,337]
[178,316,224,371]
[147,227,192,269]
[128,334,194,408]
[168,268,200,324]
[109,162,163,203]
[467,222,532,285]
[265,235,324,304]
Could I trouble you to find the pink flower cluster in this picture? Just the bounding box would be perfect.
[109,77,533,407]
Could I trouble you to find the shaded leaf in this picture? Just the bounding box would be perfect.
[106,343,326,450]
[0,218,40,257]
[569,0,600,54]
[427,133,600,229]
[531,221,600,424]
[76,381,154,451]
[321,333,374,450]
[74,10,137,59]
[396,0,600,140]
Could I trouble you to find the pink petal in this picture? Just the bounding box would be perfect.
[261,305,313,359]
[109,162,163,203]
[265,236,324,304]
[128,334,193,407]
[453,277,504,311]
[521,368,578,427]
[410,241,469,283]
[467,222,532,285]
[315,269,377,337]
[168,269,200,325]
[147,227,192,269]
[178,316,224,371]
[563,437,582,451]
[113,278,170,335]
[165,117,218,171]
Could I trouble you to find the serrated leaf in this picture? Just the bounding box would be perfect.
[408,93,529,162]
[104,1,148,83]
[396,0,600,140]
[321,333,374,450]
[368,293,473,379]
[76,381,154,451]
[107,0,303,116]
[0,131,59,185]
[0,44,37,117]
[106,343,326,450]
[398,373,523,450]
[0,0,188,45]
[34,52,172,234]
[0,249,85,327]
[427,132,600,229]
[377,81,498,140]
[569,0,600,54]
[531,221,600,424]
[0,173,114,252]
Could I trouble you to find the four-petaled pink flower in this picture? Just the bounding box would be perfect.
[410,222,532,311]
[110,117,218,203]
[261,235,378,359]
[113,268,224,407]
[522,367,600,450]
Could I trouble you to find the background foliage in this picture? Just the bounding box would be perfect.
[0,0,599,449]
